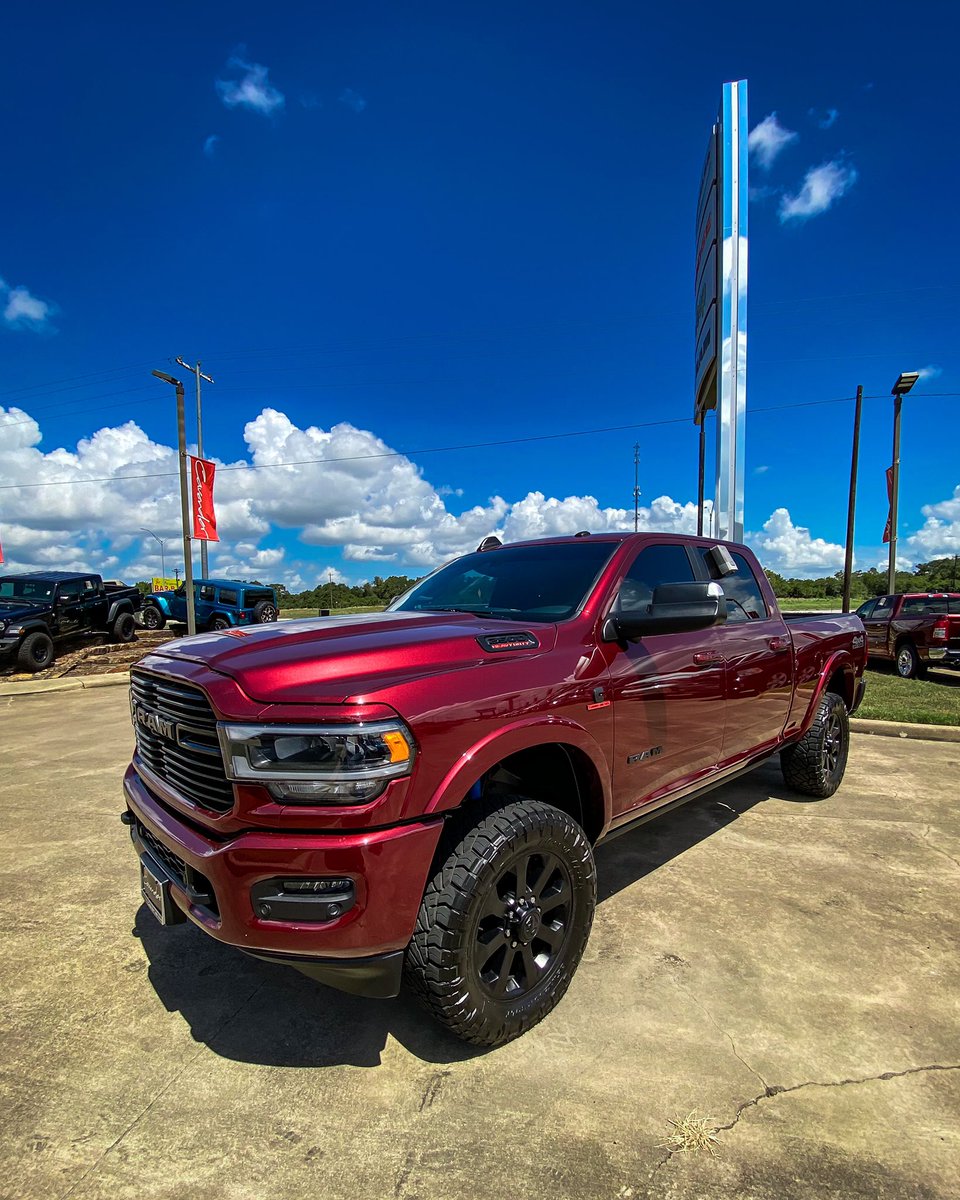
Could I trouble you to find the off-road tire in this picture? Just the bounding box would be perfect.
[404,797,596,1047]
[111,612,136,643]
[210,614,231,631]
[17,631,55,673]
[895,641,925,680]
[253,600,278,623]
[140,604,165,630]
[780,691,850,798]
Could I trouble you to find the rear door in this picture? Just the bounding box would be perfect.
[698,547,794,764]
[605,541,725,814]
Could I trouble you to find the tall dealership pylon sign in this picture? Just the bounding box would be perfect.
[695,79,748,543]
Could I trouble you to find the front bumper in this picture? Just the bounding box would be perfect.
[124,764,444,996]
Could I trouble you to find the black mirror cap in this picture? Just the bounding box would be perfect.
[606,581,727,641]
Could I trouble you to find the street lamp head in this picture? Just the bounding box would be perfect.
[891,371,920,396]
[152,369,182,387]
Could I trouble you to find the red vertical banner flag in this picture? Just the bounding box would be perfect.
[190,456,220,543]
[882,466,894,544]
[0,529,4,564]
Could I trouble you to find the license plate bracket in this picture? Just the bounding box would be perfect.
[140,854,185,925]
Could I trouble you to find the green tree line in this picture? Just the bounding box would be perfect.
[764,557,960,599]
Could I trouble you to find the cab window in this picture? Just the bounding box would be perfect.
[617,543,695,611]
[199,585,216,602]
[855,599,878,620]
[58,579,84,600]
[218,588,238,606]
[699,548,767,621]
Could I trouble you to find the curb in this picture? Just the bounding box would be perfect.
[0,670,130,698]
[851,717,960,744]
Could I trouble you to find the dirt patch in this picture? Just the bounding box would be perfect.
[0,628,176,681]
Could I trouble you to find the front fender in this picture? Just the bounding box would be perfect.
[424,716,613,827]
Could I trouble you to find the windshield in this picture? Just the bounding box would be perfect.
[0,577,54,601]
[389,541,618,623]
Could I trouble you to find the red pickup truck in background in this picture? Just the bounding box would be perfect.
[856,592,960,678]
[122,533,867,1046]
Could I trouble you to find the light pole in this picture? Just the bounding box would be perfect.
[887,371,920,595]
[140,527,167,582]
[175,357,214,578]
[152,370,197,636]
[328,569,335,612]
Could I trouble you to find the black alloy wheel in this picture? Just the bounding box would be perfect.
[473,849,572,999]
[405,797,596,1047]
[140,604,164,630]
[780,690,850,798]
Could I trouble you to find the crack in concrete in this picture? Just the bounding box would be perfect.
[715,1062,960,1139]
[916,824,960,873]
[649,1063,960,1181]
[57,980,267,1200]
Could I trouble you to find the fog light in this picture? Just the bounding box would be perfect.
[250,877,356,924]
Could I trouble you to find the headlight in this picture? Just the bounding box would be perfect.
[218,720,415,805]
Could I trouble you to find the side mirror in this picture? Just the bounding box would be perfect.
[603,581,727,642]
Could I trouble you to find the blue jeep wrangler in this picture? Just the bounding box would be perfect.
[140,578,279,632]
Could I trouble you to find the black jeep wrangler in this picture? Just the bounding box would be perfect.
[0,572,142,673]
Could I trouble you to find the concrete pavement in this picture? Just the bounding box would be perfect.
[1,687,957,1199]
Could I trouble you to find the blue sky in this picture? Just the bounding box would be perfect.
[1,1,957,585]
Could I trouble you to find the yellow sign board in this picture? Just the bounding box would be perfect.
[151,577,178,592]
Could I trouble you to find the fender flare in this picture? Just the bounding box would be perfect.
[106,599,134,625]
[10,619,52,641]
[424,716,613,829]
[798,649,859,737]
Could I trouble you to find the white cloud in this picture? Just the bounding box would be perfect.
[904,485,960,559]
[0,277,54,331]
[917,364,942,382]
[779,159,858,223]
[216,56,285,115]
[0,403,861,584]
[748,113,798,171]
[203,134,221,157]
[754,465,769,475]
[339,88,367,113]
[746,508,844,576]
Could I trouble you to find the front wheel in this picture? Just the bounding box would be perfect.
[405,798,596,1047]
[780,691,850,798]
[16,631,55,673]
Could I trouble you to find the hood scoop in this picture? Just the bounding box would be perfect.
[477,631,540,653]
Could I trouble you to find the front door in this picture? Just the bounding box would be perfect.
[55,579,85,635]
[862,595,895,656]
[604,542,725,816]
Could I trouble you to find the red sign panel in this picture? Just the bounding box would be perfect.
[190,456,219,543]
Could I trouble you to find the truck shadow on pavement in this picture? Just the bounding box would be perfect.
[134,758,803,1070]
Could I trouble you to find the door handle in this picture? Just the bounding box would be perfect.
[693,651,724,667]
[768,636,791,653]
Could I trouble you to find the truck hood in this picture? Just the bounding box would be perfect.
[0,598,50,622]
[147,610,558,705]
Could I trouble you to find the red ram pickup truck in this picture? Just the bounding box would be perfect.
[855,592,960,678]
[123,533,867,1046]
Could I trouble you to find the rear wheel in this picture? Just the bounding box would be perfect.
[140,604,165,630]
[780,691,849,798]
[111,612,136,643]
[210,614,230,631]
[896,641,925,679]
[405,798,596,1047]
[16,631,55,673]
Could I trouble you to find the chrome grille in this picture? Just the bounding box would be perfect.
[131,670,234,813]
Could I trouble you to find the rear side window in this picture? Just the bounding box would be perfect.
[617,543,695,610]
[58,579,84,599]
[700,548,768,620]
[218,588,238,606]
